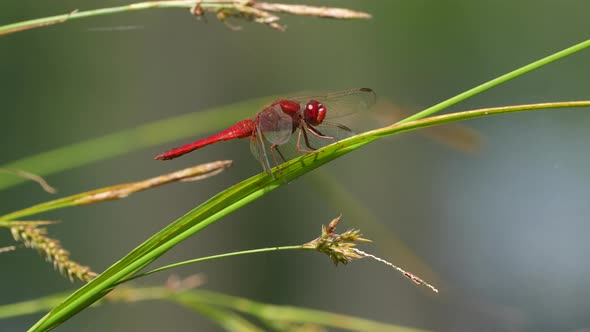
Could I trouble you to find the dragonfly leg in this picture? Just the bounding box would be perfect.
[270,144,288,164]
[295,125,318,153]
[296,123,336,153]
[306,124,334,140]
[322,120,353,133]
[268,144,289,178]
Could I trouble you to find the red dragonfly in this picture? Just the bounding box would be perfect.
[155,88,376,174]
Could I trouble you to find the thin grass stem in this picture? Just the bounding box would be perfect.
[399,39,590,124]
[120,245,306,284]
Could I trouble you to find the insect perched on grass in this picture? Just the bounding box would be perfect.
[156,88,376,174]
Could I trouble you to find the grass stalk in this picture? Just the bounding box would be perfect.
[0,0,371,35]
[399,39,590,123]
[28,100,590,331]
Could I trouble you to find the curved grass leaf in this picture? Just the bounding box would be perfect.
[0,161,232,222]
[22,39,590,330]
[0,287,427,332]
[176,289,428,332]
[29,101,590,331]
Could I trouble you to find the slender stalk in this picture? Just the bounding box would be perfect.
[0,1,229,36]
[0,168,56,193]
[380,101,590,137]
[0,1,371,35]
[120,245,306,283]
[0,161,231,222]
[399,39,590,124]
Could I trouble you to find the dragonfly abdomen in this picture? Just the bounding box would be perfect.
[155,119,256,160]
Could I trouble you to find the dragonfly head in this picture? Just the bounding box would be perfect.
[304,100,326,126]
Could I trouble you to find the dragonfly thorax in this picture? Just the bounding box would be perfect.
[304,100,326,126]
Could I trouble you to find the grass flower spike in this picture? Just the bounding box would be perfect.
[306,215,438,293]
[10,224,97,282]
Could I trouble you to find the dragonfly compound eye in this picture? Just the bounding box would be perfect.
[305,100,327,126]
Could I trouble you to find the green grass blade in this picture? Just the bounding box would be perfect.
[399,39,590,124]
[0,292,71,320]
[173,298,265,332]
[0,161,231,222]
[177,289,429,332]
[0,287,425,332]
[29,101,590,331]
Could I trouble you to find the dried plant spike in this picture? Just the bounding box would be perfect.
[308,215,438,293]
[0,1,372,37]
[0,246,17,254]
[10,225,97,282]
[306,214,371,266]
[0,9,78,36]
[0,220,59,228]
[253,3,372,20]
[0,162,232,223]
[0,168,57,194]
[74,160,232,205]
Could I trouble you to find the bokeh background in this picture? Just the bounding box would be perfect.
[2,1,590,331]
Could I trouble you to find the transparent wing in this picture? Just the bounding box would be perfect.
[289,88,376,119]
[257,104,293,145]
[249,127,273,175]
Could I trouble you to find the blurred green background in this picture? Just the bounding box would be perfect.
[2,1,590,331]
